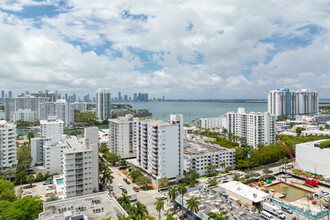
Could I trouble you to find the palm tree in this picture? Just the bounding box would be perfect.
[130,201,148,220]
[101,217,112,220]
[159,177,170,189]
[186,197,200,216]
[282,157,289,173]
[165,213,175,220]
[168,186,177,210]
[208,211,227,220]
[117,214,131,220]
[27,174,35,187]
[177,183,187,220]
[99,162,114,189]
[117,194,131,210]
[154,197,165,220]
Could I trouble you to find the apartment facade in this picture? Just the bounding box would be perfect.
[136,114,183,183]
[0,120,16,171]
[5,96,50,121]
[62,128,99,198]
[268,88,318,116]
[108,115,138,159]
[73,102,87,113]
[31,119,64,165]
[96,89,111,120]
[200,115,227,130]
[10,109,36,122]
[226,108,275,148]
[39,100,74,127]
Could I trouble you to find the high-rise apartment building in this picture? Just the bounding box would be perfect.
[108,115,138,159]
[0,120,17,171]
[19,90,60,102]
[226,108,275,148]
[96,89,111,120]
[1,91,4,100]
[73,102,87,113]
[10,109,36,122]
[39,100,74,127]
[135,114,183,184]
[268,88,318,116]
[200,115,227,130]
[31,119,64,165]
[5,96,50,121]
[8,91,12,98]
[63,127,99,198]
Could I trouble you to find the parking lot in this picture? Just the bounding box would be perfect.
[15,181,56,201]
[110,166,165,218]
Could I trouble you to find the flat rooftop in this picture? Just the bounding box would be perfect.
[219,181,269,203]
[183,140,229,156]
[38,192,127,220]
[142,120,171,126]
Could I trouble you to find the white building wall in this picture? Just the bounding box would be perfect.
[0,120,17,171]
[31,137,50,165]
[296,140,330,178]
[96,89,111,120]
[43,144,64,174]
[10,109,36,122]
[73,102,87,113]
[108,115,137,159]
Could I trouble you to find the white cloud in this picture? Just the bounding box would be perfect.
[0,0,329,98]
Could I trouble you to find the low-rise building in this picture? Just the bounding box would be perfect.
[312,114,330,123]
[183,127,195,134]
[218,181,270,207]
[301,130,330,136]
[38,192,127,220]
[296,140,330,178]
[183,139,235,176]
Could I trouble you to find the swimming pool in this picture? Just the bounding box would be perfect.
[56,179,64,185]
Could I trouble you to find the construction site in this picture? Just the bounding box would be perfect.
[244,137,330,219]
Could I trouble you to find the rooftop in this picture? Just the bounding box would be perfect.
[218,181,269,203]
[183,140,230,156]
[142,120,171,126]
[38,192,127,220]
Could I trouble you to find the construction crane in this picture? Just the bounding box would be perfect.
[278,137,319,187]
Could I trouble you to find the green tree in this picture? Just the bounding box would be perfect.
[154,197,165,220]
[165,213,175,220]
[186,197,200,215]
[206,165,217,174]
[117,214,131,220]
[27,174,35,187]
[168,186,178,210]
[208,177,219,186]
[296,127,306,136]
[99,162,114,188]
[208,211,227,220]
[0,179,16,202]
[129,201,148,220]
[262,165,270,175]
[159,177,170,189]
[177,184,187,220]
[282,157,289,173]
[0,196,43,220]
[36,172,43,181]
[27,132,35,140]
[117,194,131,210]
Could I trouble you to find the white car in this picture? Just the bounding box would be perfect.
[22,190,32,195]
[46,185,54,190]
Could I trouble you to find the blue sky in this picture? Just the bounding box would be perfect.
[0,0,329,99]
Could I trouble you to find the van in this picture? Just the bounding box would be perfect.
[118,184,123,189]
[260,211,274,220]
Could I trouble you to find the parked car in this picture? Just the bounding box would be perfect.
[282,174,292,178]
[28,171,36,174]
[122,188,127,194]
[158,194,167,200]
[118,184,123,189]
[46,185,54,190]
[22,190,32,195]
[43,181,52,185]
[133,186,140,192]
[23,185,32,189]
[281,206,293,214]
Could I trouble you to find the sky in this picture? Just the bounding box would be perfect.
[0,0,330,99]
